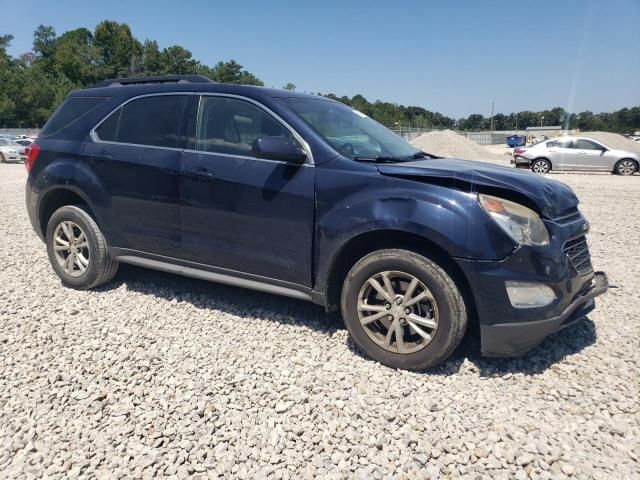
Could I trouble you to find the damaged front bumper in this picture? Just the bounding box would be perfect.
[480,271,608,357]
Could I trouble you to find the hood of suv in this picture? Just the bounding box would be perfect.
[377,158,578,218]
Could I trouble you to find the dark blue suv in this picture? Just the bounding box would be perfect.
[25,75,608,370]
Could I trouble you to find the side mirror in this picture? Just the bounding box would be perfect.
[252,136,307,163]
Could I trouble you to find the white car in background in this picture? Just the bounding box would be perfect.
[512,136,640,175]
[0,138,27,163]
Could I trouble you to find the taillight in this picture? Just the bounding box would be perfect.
[514,149,526,155]
[24,143,40,172]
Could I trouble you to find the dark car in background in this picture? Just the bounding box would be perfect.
[25,76,608,370]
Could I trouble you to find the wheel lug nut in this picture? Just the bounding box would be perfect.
[387,315,393,321]
[385,303,391,309]
[405,308,411,314]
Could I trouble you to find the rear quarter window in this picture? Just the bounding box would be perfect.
[95,95,187,148]
[40,97,108,138]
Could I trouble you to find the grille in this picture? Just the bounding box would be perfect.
[553,207,582,224]
[563,236,593,275]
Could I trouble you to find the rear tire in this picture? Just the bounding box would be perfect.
[46,205,119,290]
[340,249,467,371]
[531,158,551,174]
[614,159,638,176]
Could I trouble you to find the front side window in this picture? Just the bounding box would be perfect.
[285,98,420,160]
[193,96,296,158]
[95,95,187,148]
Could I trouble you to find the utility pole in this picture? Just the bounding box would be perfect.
[540,115,544,127]
[515,113,518,135]
[490,101,495,133]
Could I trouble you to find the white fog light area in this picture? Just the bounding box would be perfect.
[505,281,556,308]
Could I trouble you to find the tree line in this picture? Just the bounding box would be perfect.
[1,21,638,134]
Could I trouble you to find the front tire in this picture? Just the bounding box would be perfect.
[46,205,119,290]
[341,249,467,370]
[614,159,638,176]
[531,158,551,174]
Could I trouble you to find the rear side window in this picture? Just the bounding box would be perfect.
[547,139,572,148]
[40,97,107,138]
[95,95,187,148]
[574,139,601,150]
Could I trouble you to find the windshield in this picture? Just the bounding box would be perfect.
[284,98,421,161]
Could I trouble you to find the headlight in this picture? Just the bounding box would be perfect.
[479,194,549,246]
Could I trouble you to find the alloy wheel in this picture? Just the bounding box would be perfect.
[532,161,550,174]
[617,160,636,176]
[357,271,439,354]
[53,221,90,277]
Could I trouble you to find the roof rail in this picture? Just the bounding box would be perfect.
[91,75,214,88]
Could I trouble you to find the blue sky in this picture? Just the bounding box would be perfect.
[2,0,639,117]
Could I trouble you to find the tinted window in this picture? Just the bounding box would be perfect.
[40,97,107,138]
[95,108,121,141]
[96,95,187,148]
[195,96,296,157]
[574,139,602,150]
[547,139,572,148]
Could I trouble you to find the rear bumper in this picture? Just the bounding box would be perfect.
[511,156,531,168]
[480,271,608,356]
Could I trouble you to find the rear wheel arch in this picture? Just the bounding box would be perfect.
[323,229,477,325]
[39,188,97,240]
[531,157,552,173]
[533,157,552,165]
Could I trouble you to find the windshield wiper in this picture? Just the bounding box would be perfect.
[352,155,406,163]
[405,151,431,160]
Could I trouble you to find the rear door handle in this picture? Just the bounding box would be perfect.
[92,150,111,163]
[193,166,215,177]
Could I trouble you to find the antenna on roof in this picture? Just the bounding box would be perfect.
[91,75,214,88]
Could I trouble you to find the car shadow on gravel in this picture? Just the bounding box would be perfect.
[425,318,596,377]
[101,265,596,377]
[345,319,596,377]
[98,264,346,332]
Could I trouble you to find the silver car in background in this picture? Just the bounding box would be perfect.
[512,137,639,175]
[0,138,27,163]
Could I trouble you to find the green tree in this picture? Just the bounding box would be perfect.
[209,60,263,85]
[141,40,163,75]
[283,82,296,90]
[93,20,142,77]
[160,45,199,74]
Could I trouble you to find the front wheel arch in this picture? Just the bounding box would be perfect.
[613,158,638,175]
[324,229,477,328]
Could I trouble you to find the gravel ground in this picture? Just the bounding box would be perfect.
[411,130,504,163]
[1,163,639,479]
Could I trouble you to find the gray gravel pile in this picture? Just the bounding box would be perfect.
[410,130,504,162]
[1,164,639,479]
[581,131,640,154]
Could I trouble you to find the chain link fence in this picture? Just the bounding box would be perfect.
[389,127,523,145]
